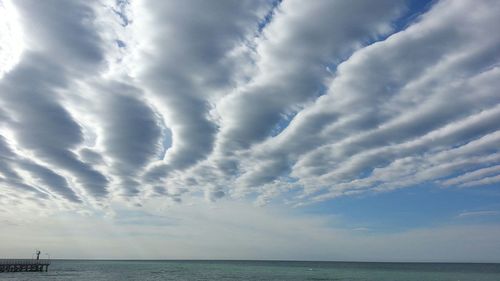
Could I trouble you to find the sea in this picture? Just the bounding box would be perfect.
[1,260,500,281]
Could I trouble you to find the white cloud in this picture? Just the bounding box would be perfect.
[0,0,24,78]
[457,210,500,218]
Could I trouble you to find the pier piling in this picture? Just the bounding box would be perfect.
[0,259,50,272]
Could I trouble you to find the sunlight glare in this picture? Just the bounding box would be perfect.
[0,0,24,78]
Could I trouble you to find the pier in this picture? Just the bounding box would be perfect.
[0,259,50,272]
[0,250,50,272]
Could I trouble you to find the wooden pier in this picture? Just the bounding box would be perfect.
[0,259,50,272]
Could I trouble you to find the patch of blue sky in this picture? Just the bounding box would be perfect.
[394,0,436,31]
[157,127,172,160]
[269,112,297,137]
[257,0,282,33]
[281,175,298,183]
[116,39,126,48]
[300,183,500,233]
[113,0,131,27]
[269,84,327,138]
[365,0,436,45]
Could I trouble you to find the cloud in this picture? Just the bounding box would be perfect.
[216,0,402,151]
[0,135,47,197]
[457,211,500,218]
[132,0,271,175]
[0,0,499,211]
[221,0,500,202]
[93,82,164,195]
[0,0,24,78]
[17,161,81,203]
[441,164,500,187]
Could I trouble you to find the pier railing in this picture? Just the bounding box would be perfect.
[0,259,50,272]
[0,259,51,265]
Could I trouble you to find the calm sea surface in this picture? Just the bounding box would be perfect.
[1,260,500,281]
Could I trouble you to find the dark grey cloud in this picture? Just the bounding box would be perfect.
[0,135,59,200]
[17,161,81,203]
[96,82,164,195]
[0,136,24,183]
[78,148,105,166]
[100,83,163,171]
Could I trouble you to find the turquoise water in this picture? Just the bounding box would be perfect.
[1,260,499,280]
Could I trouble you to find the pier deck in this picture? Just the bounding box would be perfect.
[0,259,50,272]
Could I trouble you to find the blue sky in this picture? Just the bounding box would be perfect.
[1,0,500,261]
[302,183,500,232]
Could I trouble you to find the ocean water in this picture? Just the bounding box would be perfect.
[1,260,500,281]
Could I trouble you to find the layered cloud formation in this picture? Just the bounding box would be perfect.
[1,0,499,212]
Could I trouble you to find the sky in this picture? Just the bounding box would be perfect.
[0,0,500,262]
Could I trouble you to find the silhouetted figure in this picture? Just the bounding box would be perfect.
[36,250,41,261]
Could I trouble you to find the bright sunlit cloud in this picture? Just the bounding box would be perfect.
[0,0,24,78]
